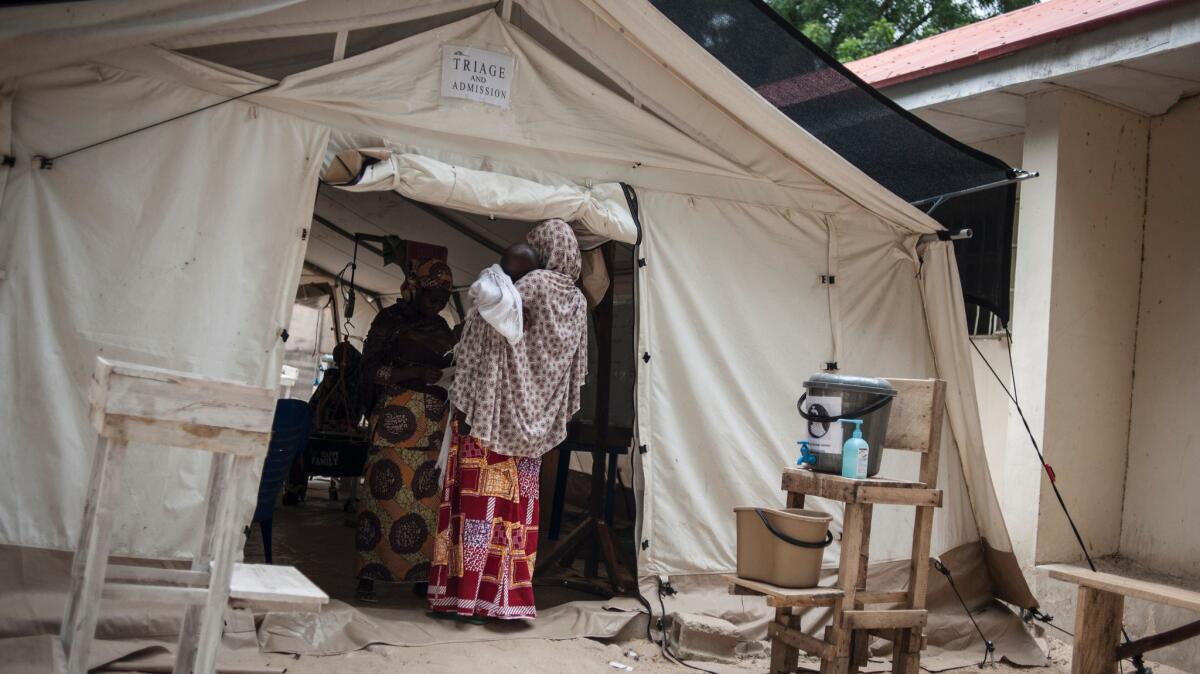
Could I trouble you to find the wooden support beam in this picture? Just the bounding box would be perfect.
[1045,564,1200,613]
[856,591,909,605]
[868,629,927,648]
[769,610,802,674]
[725,575,843,607]
[769,621,834,660]
[841,609,927,630]
[1072,586,1123,674]
[857,486,942,507]
[1114,618,1200,661]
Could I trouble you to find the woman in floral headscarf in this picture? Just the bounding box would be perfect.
[354,255,457,603]
[428,219,588,621]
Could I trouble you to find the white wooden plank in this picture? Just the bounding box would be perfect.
[102,373,275,433]
[60,436,108,655]
[90,357,274,454]
[101,415,269,456]
[63,439,127,674]
[103,583,208,605]
[91,358,276,445]
[105,564,209,587]
[193,455,255,674]
[230,564,329,610]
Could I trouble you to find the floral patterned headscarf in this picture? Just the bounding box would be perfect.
[402,258,454,302]
[451,219,589,458]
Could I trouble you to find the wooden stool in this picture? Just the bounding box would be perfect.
[729,378,946,674]
[60,358,327,674]
[1045,564,1200,674]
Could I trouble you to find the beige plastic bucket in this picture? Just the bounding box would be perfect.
[734,507,833,588]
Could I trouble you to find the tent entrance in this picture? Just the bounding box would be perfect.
[265,169,642,636]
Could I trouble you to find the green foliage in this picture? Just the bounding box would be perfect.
[767,0,1037,62]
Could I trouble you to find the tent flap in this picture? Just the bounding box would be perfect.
[323,148,639,247]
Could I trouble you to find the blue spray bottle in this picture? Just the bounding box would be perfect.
[796,440,818,468]
[839,419,869,479]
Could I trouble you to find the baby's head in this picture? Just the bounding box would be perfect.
[501,242,540,281]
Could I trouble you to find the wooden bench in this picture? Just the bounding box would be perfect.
[1044,564,1200,674]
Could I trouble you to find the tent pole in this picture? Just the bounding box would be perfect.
[534,243,625,595]
[400,197,507,254]
[585,242,616,578]
[310,213,386,259]
[910,169,1038,214]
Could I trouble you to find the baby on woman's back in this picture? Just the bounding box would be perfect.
[467,242,541,344]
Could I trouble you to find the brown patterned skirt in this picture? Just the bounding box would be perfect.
[355,386,447,584]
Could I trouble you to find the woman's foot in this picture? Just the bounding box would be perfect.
[356,579,377,603]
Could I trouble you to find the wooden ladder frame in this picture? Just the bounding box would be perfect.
[61,357,277,674]
[729,378,946,674]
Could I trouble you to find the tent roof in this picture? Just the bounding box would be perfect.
[1,0,946,238]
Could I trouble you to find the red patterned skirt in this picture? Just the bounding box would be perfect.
[427,425,541,620]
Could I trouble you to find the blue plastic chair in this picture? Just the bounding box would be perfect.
[253,399,313,564]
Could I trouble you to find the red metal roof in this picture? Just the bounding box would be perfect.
[846,0,1187,88]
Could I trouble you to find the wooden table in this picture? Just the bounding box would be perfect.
[1044,564,1200,674]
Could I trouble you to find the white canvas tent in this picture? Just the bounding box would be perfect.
[0,0,1038,645]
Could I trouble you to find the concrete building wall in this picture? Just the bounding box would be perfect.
[1013,90,1148,565]
[1120,94,1200,579]
[970,338,1013,506]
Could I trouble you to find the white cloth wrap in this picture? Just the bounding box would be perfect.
[468,264,524,345]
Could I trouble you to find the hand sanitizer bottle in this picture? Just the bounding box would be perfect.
[796,440,818,468]
[839,419,869,479]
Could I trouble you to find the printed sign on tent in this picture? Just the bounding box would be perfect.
[441,45,514,109]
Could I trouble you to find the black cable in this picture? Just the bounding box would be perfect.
[624,578,719,674]
[971,332,1150,673]
[969,336,1100,571]
[1024,608,1074,638]
[932,559,994,666]
[34,84,277,168]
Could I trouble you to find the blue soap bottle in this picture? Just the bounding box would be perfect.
[839,418,869,479]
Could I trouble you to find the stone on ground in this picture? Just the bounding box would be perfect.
[665,612,740,664]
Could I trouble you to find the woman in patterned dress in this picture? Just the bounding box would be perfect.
[428,219,588,621]
[355,256,456,603]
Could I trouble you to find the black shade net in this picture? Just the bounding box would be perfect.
[650,0,1016,326]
